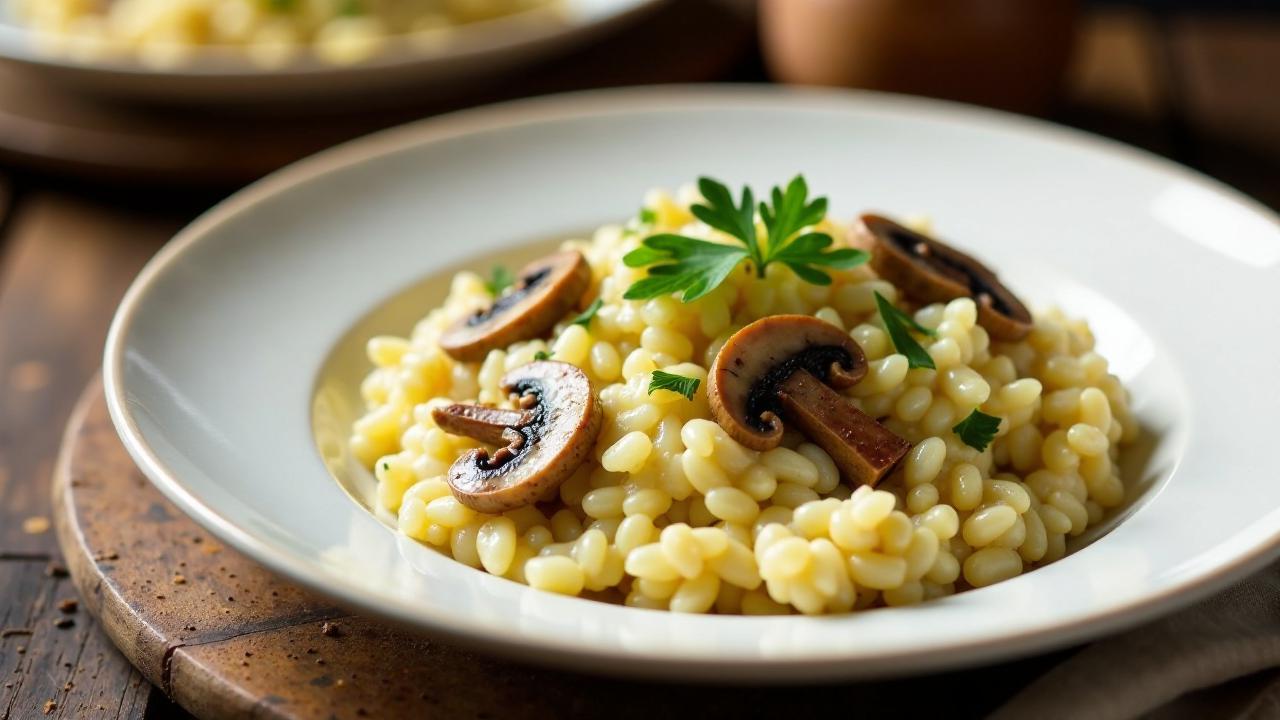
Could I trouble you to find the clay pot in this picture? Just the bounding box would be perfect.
[760,0,1079,114]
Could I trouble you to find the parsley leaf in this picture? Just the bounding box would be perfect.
[874,291,937,369]
[570,298,603,328]
[485,266,514,297]
[771,232,869,286]
[639,207,657,225]
[647,370,701,401]
[693,177,759,261]
[624,176,868,301]
[953,409,1002,452]
[533,350,551,361]
[760,176,826,258]
[623,235,748,302]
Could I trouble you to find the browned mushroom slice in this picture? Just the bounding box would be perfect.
[859,214,1033,341]
[709,315,867,451]
[776,371,911,486]
[440,250,592,362]
[708,315,908,487]
[430,361,601,513]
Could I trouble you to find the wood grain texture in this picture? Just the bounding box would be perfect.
[54,380,1067,720]
[0,561,151,720]
[0,190,182,720]
[0,192,173,555]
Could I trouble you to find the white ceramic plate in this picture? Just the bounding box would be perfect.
[0,0,658,104]
[105,86,1280,681]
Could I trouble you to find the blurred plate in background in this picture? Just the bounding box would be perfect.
[0,0,661,105]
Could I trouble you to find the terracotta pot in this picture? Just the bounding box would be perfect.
[760,0,1079,114]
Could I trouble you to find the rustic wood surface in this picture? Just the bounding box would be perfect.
[54,380,1068,720]
[0,5,1277,719]
[0,188,187,719]
[0,0,752,186]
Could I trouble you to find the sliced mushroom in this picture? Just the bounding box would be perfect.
[859,214,1033,341]
[440,250,592,362]
[430,361,601,513]
[708,315,910,487]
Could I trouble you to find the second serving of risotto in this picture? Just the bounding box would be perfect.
[350,176,1137,615]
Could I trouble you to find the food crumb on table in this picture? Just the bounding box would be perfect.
[22,516,50,534]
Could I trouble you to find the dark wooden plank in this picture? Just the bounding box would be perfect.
[0,560,151,719]
[0,192,175,555]
[0,193,185,720]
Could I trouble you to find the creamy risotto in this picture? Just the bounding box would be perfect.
[351,177,1137,615]
[10,0,554,67]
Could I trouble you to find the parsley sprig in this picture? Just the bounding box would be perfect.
[647,371,701,401]
[874,291,937,370]
[623,176,868,302]
[953,409,1002,451]
[570,298,603,328]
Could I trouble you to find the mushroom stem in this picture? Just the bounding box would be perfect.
[431,361,602,514]
[776,370,912,488]
[431,404,535,447]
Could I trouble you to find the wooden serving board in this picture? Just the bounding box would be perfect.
[52,378,1064,719]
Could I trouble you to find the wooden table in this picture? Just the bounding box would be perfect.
[1,6,1277,718]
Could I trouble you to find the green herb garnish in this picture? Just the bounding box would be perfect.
[381,461,389,471]
[874,291,937,370]
[485,266,514,297]
[953,409,1002,452]
[570,298,603,328]
[639,207,657,225]
[647,371,701,401]
[623,176,868,302]
[533,350,552,361]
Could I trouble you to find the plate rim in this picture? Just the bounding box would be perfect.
[103,84,1280,680]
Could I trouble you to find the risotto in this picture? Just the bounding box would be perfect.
[350,177,1137,615]
[10,0,554,67]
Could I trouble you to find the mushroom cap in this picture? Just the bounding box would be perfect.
[859,214,1033,341]
[440,250,592,362]
[708,315,868,451]
[445,361,601,513]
